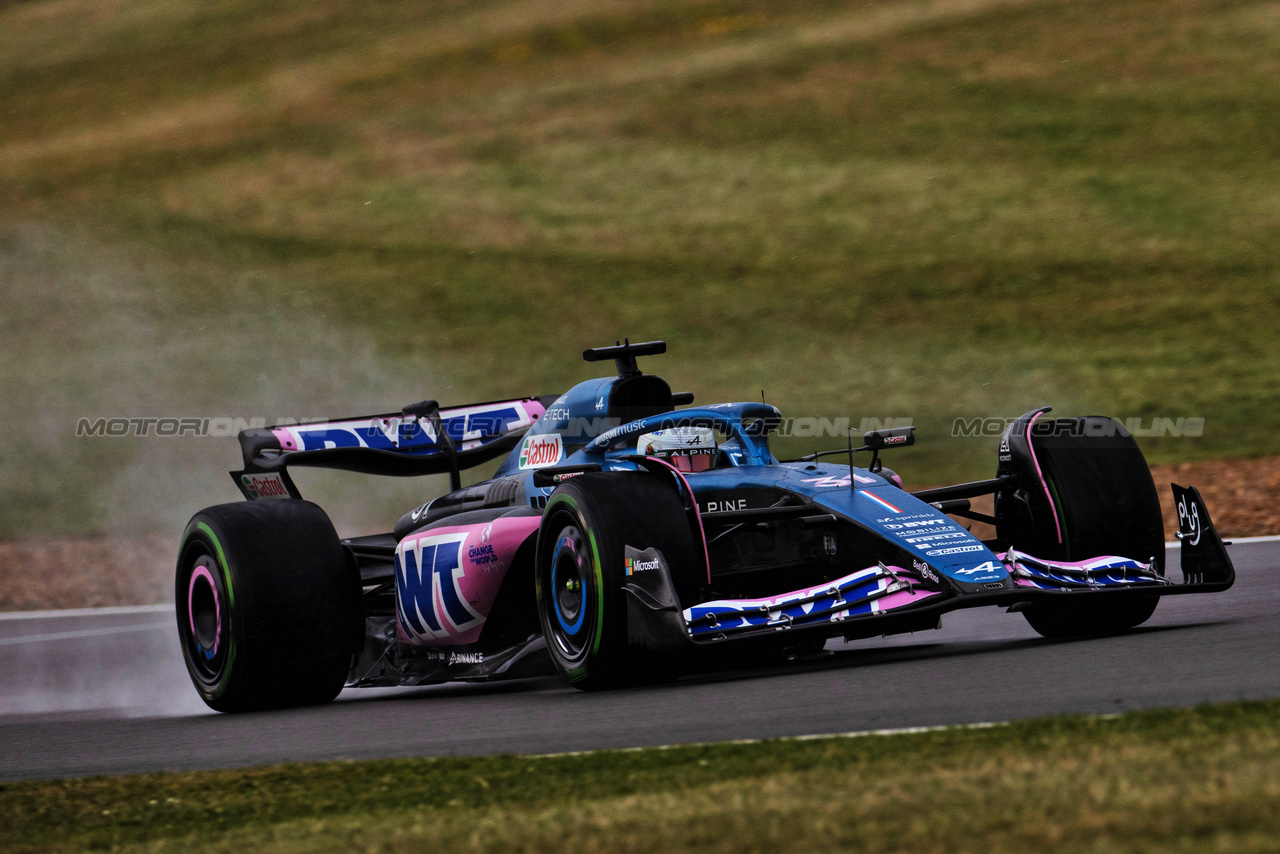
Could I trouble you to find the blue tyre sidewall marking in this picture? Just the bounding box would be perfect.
[544,494,605,683]
[551,533,587,635]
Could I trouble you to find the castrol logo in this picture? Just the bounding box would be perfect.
[519,434,563,469]
[241,472,289,500]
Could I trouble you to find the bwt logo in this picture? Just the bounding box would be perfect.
[952,416,1205,438]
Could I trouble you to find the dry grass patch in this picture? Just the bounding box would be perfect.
[0,535,174,611]
[3,702,1280,853]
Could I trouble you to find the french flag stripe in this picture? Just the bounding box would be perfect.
[860,492,902,513]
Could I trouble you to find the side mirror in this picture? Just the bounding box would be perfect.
[862,426,916,450]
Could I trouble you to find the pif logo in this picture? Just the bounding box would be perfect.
[519,434,563,469]
[1177,493,1202,546]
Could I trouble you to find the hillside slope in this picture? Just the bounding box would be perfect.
[2,0,1277,536]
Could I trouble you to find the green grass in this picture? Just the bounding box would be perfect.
[3,701,1280,852]
[2,0,1279,536]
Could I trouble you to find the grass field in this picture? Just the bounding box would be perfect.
[2,0,1279,537]
[3,701,1280,852]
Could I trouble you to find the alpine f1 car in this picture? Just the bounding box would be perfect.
[176,340,1235,711]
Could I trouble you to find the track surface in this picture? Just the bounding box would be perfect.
[2,541,1276,782]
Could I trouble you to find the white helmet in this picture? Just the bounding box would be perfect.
[636,426,717,472]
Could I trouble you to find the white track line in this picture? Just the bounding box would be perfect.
[0,623,171,647]
[1218,534,1280,544]
[531,720,1014,759]
[0,604,172,622]
[1165,534,1280,548]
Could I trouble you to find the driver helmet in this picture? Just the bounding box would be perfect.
[637,426,717,473]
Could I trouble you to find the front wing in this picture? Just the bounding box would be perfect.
[627,484,1234,649]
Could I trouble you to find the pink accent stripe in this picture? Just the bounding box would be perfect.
[1027,410,1063,545]
[646,456,712,585]
[874,588,942,611]
[272,427,298,450]
[1006,549,1145,572]
[187,565,220,654]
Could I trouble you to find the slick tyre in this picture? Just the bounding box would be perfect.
[1000,416,1163,639]
[1021,595,1159,640]
[175,500,362,712]
[535,473,699,690]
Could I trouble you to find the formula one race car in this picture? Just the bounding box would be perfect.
[176,341,1235,712]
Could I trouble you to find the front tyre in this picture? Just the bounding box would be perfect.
[175,500,362,712]
[1021,596,1158,639]
[535,473,699,690]
[997,413,1164,639]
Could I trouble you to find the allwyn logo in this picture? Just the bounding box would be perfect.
[518,434,563,469]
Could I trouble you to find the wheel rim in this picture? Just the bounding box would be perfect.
[180,550,229,687]
[189,560,221,657]
[546,524,592,662]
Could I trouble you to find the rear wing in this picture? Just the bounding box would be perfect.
[232,396,552,500]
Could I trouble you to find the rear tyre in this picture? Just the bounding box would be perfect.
[535,472,699,690]
[997,414,1163,639]
[175,500,362,712]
